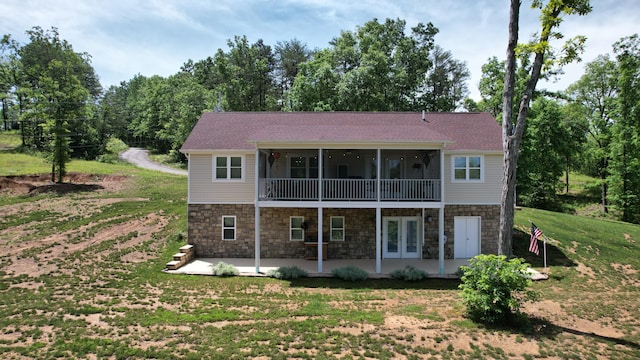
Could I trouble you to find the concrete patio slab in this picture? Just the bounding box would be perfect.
[165,258,470,278]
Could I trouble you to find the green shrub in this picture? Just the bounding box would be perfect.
[390,265,428,281]
[331,265,368,281]
[97,137,129,163]
[267,266,308,280]
[210,262,239,277]
[459,254,538,324]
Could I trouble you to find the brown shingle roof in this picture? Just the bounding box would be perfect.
[180,112,502,152]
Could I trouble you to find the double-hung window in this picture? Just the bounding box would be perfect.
[214,156,243,180]
[290,216,305,241]
[330,216,345,241]
[222,216,236,240]
[452,156,483,182]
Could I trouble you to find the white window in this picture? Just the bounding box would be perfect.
[214,156,243,180]
[452,156,483,182]
[290,216,305,241]
[330,216,345,241]
[222,216,236,240]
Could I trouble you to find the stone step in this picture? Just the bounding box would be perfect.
[179,244,194,254]
[166,260,181,270]
[166,244,196,270]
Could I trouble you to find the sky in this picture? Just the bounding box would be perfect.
[1,0,639,101]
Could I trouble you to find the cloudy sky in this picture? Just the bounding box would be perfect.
[2,0,639,100]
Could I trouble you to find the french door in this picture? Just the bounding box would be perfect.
[454,216,481,259]
[383,217,420,259]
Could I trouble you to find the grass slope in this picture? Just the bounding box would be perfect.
[0,148,638,359]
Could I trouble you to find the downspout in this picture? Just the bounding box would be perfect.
[439,147,446,275]
[255,148,261,274]
[421,207,425,260]
[186,153,191,246]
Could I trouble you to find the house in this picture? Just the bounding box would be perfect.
[180,112,503,275]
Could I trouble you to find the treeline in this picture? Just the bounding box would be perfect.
[467,35,640,223]
[1,22,640,223]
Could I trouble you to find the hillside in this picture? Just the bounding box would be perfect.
[0,143,639,358]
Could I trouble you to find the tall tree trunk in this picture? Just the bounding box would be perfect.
[499,0,565,255]
[498,0,520,256]
[565,156,570,193]
[601,157,608,213]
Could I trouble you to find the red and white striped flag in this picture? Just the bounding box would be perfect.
[530,223,542,255]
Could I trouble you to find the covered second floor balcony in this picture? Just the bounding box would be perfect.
[258,149,441,202]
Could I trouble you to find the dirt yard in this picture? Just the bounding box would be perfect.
[0,173,169,279]
[0,173,637,359]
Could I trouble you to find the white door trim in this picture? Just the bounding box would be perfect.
[383,216,421,259]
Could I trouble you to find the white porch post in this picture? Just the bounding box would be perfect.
[317,148,323,273]
[317,207,323,273]
[376,148,382,274]
[439,147,445,275]
[376,149,381,201]
[255,149,261,273]
[376,207,381,274]
[439,206,445,275]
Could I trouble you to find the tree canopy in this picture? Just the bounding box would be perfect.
[3,18,640,227]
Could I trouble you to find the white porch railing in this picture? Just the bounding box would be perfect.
[259,178,440,201]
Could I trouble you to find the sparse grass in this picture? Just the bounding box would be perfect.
[0,153,639,359]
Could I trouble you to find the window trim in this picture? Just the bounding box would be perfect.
[330,216,345,241]
[213,155,245,181]
[290,216,305,241]
[221,215,236,241]
[451,155,484,182]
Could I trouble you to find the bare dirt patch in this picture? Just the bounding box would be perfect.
[0,173,129,195]
[0,173,170,278]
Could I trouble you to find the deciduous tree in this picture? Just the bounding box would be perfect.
[610,34,640,224]
[566,55,617,212]
[499,0,591,255]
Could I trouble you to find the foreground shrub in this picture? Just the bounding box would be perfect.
[210,262,239,277]
[331,265,368,281]
[390,265,428,281]
[267,266,308,280]
[459,254,538,324]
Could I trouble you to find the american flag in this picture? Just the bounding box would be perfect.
[530,223,542,255]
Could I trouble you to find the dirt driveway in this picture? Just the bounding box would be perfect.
[119,148,187,176]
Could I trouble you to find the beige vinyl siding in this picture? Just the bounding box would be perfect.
[188,153,255,203]
[444,154,501,204]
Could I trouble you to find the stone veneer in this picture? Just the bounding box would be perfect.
[188,204,500,259]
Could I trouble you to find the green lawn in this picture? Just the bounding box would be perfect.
[0,152,638,359]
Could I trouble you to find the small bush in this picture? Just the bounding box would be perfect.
[331,265,368,281]
[459,254,538,324]
[390,265,428,281]
[97,137,129,163]
[267,266,308,280]
[210,262,239,277]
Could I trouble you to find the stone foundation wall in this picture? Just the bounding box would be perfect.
[187,204,500,259]
[187,204,255,257]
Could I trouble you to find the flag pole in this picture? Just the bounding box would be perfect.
[543,235,547,273]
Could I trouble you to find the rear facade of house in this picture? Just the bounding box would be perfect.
[181,112,503,274]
